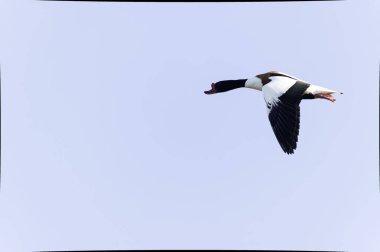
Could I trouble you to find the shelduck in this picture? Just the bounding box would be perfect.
[204,71,342,154]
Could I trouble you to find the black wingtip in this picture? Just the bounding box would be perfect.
[285,149,295,155]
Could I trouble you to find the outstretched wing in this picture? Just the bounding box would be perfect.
[263,78,310,154]
[268,99,301,154]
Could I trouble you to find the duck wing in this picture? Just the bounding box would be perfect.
[263,77,310,154]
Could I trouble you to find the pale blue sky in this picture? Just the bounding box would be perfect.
[0,0,379,251]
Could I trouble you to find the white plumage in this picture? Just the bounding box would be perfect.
[205,71,341,154]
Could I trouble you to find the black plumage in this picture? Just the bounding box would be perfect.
[267,81,310,154]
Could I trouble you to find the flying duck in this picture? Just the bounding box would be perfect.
[204,71,342,154]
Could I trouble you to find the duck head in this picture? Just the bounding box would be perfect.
[204,79,247,95]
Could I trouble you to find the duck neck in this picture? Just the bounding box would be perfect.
[245,77,263,91]
[215,79,247,93]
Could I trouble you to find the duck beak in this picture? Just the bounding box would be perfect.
[204,83,218,95]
